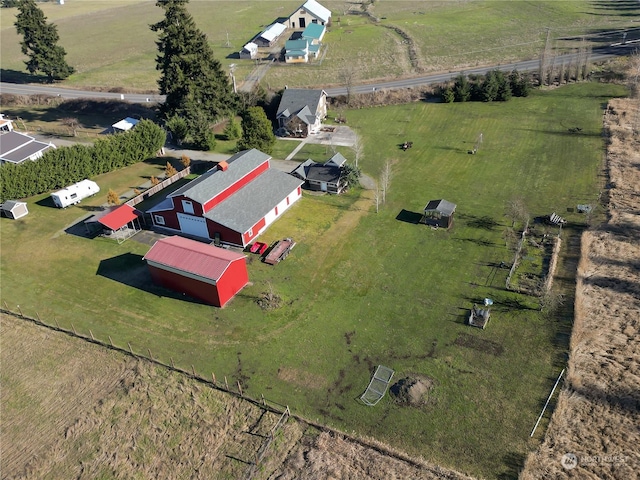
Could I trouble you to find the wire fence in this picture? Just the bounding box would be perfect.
[0,302,291,476]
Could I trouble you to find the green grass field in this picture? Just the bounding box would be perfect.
[1,1,638,90]
[0,82,626,478]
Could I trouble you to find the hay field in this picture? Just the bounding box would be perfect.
[521,98,640,478]
[1,312,476,480]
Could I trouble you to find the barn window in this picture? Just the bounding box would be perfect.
[154,215,165,225]
[275,206,279,215]
[286,196,290,205]
[182,200,194,214]
[247,227,253,237]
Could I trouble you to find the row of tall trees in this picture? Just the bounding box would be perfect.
[0,120,165,202]
[14,0,74,81]
[152,0,278,153]
[441,70,532,103]
[152,0,236,150]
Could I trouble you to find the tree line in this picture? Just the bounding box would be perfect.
[0,120,165,202]
[441,70,532,103]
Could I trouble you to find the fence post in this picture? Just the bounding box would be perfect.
[128,342,134,355]
[36,312,41,322]
[89,330,95,341]
[3,300,9,310]
[261,393,266,406]
[191,365,196,376]
[212,372,216,384]
[224,376,229,390]
[17,305,23,317]
[148,348,153,360]
[55,320,60,329]
[237,381,243,396]
[170,357,175,368]
[72,323,77,335]
[108,336,114,347]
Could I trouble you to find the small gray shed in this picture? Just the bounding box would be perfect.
[1,200,28,219]
[423,199,456,229]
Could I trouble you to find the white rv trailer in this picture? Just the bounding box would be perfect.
[51,179,100,208]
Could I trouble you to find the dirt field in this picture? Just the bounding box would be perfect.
[521,98,640,478]
[0,312,474,480]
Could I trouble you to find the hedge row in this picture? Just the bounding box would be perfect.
[1,119,166,202]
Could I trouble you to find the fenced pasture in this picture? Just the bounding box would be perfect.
[1,1,638,90]
[0,82,627,478]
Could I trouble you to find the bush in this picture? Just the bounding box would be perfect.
[0,119,165,202]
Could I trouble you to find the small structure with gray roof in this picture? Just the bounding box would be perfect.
[148,149,303,247]
[0,131,55,165]
[276,88,327,136]
[291,153,347,194]
[1,200,28,219]
[423,199,457,229]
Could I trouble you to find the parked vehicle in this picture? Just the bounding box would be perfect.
[51,179,100,208]
[250,242,269,255]
[263,238,296,265]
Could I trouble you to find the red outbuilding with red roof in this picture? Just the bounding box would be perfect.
[143,236,248,307]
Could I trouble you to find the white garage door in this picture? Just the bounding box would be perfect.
[177,213,210,239]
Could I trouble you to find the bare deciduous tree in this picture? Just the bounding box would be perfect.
[380,160,392,204]
[505,196,529,228]
[352,132,364,168]
[61,117,79,137]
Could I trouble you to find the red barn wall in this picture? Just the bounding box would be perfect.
[148,266,222,306]
[216,259,249,307]
[206,221,243,246]
[242,217,267,245]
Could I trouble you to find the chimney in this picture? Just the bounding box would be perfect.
[217,161,229,171]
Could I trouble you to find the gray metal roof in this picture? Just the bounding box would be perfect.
[170,149,270,204]
[276,89,325,122]
[325,152,346,167]
[1,200,25,210]
[0,131,54,164]
[424,199,457,216]
[204,169,303,233]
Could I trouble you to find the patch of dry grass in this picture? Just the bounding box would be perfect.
[1,312,476,479]
[521,97,640,478]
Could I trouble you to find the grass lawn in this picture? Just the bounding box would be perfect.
[0,82,626,478]
[1,1,638,89]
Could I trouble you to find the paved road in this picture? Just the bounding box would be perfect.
[2,42,637,102]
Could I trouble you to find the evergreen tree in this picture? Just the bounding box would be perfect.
[151,0,235,130]
[14,0,74,81]
[453,74,471,102]
[237,106,275,155]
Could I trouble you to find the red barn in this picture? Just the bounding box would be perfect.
[143,236,249,307]
[148,149,303,247]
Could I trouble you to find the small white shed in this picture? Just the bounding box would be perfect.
[51,179,100,208]
[112,117,139,132]
[1,200,28,219]
[240,42,258,59]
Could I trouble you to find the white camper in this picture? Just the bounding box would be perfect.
[51,179,100,208]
